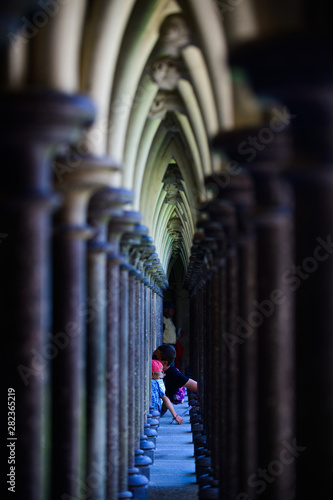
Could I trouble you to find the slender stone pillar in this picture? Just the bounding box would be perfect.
[51,153,116,500]
[144,257,161,449]
[0,91,94,500]
[135,266,143,447]
[103,190,133,500]
[131,231,152,485]
[205,219,228,500]
[197,219,225,492]
[207,200,239,500]
[87,178,126,500]
[153,270,167,348]
[139,239,156,437]
[212,125,295,499]
[194,240,219,496]
[128,224,150,499]
[116,210,142,499]
[250,139,295,500]
[232,35,333,499]
[207,152,258,499]
[143,254,158,417]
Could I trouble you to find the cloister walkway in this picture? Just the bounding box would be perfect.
[148,395,199,500]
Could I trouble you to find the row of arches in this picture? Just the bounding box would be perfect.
[3,0,235,276]
[2,1,333,499]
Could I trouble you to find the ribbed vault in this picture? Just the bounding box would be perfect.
[4,3,333,500]
[13,0,234,279]
[94,0,235,277]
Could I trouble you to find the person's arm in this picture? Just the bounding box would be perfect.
[161,395,183,424]
[184,378,197,392]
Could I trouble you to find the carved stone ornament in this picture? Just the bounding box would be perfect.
[150,57,184,90]
[167,216,183,233]
[162,163,183,185]
[148,90,185,119]
[159,14,191,57]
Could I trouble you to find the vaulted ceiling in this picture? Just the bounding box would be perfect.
[8,0,301,278]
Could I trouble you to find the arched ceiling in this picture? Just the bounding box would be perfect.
[94,0,235,275]
[9,0,236,280]
[9,0,309,284]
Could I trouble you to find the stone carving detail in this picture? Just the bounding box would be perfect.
[168,217,183,255]
[163,184,183,206]
[162,163,188,256]
[150,56,184,90]
[159,14,191,57]
[148,90,185,119]
[168,216,183,233]
[162,164,184,205]
[162,163,183,184]
[162,112,180,133]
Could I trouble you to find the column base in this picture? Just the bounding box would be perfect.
[140,435,155,463]
[128,467,149,500]
[144,424,157,447]
[147,414,159,431]
[149,409,160,426]
[134,449,151,480]
[199,485,219,499]
[196,456,213,482]
[118,491,133,499]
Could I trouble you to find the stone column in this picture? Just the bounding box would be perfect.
[87,180,127,500]
[131,232,152,484]
[212,123,295,499]
[185,237,204,385]
[143,254,159,409]
[153,269,167,348]
[207,151,258,499]
[196,240,219,496]
[103,190,134,500]
[250,138,295,500]
[232,36,333,499]
[51,153,116,500]
[202,216,228,500]
[116,211,142,499]
[197,218,225,494]
[139,239,156,463]
[208,200,239,500]
[0,90,95,500]
[128,224,150,499]
[185,235,208,467]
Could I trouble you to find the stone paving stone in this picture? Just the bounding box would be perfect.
[148,396,198,500]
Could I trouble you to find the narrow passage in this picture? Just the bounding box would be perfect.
[148,395,199,500]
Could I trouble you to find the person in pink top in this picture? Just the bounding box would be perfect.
[151,360,183,424]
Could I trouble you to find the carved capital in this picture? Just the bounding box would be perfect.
[162,162,185,206]
[148,90,185,119]
[167,216,183,233]
[159,14,191,57]
[150,57,184,90]
[162,163,183,184]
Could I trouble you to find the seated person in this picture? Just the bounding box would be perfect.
[162,301,177,348]
[152,344,197,413]
[151,360,183,425]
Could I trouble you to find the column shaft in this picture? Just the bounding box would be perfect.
[86,246,108,500]
[52,229,89,500]
[128,272,137,467]
[106,254,121,498]
[0,91,95,500]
